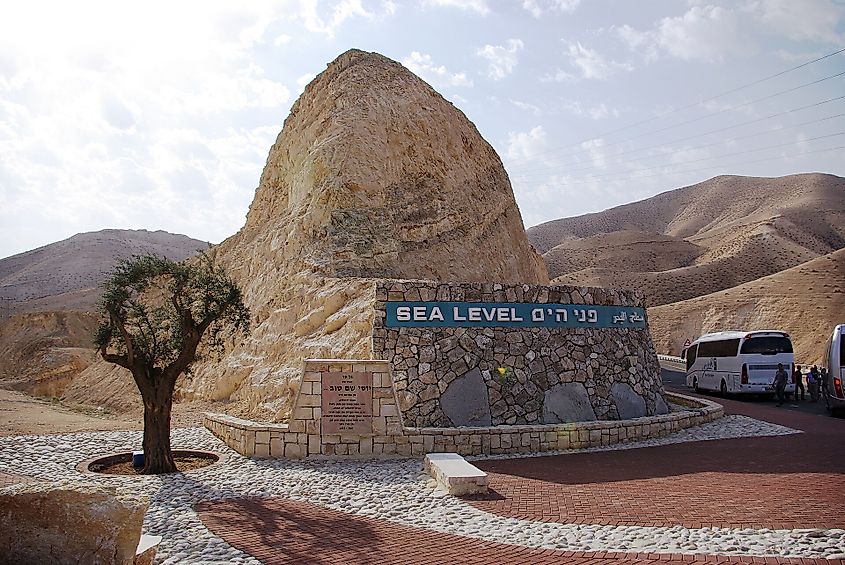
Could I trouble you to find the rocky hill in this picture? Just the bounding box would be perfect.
[526,173,844,363]
[65,49,548,419]
[649,249,844,365]
[529,173,844,306]
[0,229,207,396]
[0,229,208,317]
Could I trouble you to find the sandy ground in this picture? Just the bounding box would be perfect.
[0,389,213,437]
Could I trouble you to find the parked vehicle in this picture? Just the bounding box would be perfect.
[685,330,796,397]
[823,324,845,416]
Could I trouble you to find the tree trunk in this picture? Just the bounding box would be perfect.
[137,374,177,474]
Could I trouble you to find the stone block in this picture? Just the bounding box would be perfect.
[285,443,303,458]
[0,482,148,565]
[440,367,492,427]
[308,434,321,455]
[293,407,313,420]
[360,437,373,455]
[611,382,647,419]
[256,431,270,444]
[303,371,322,382]
[271,438,284,457]
[542,382,597,423]
[298,394,320,408]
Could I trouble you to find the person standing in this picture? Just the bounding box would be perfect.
[774,363,789,407]
[809,366,821,402]
[793,364,805,401]
[807,367,819,402]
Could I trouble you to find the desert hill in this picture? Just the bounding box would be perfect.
[0,229,208,317]
[0,229,208,397]
[529,173,844,306]
[649,248,845,365]
[65,49,548,419]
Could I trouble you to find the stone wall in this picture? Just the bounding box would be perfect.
[371,281,665,428]
[204,359,724,459]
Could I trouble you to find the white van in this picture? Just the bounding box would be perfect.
[685,330,795,397]
[823,323,845,415]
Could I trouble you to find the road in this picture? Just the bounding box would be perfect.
[661,367,838,418]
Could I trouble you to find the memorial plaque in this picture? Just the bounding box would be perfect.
[321,372,373,434]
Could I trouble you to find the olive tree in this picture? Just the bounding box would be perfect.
[95,255,250,474]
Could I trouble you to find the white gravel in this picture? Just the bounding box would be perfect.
[1,415,841,564]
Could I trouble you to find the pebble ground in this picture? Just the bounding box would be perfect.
[2,407,843,564]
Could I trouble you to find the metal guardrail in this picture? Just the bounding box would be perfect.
[657,354,685,371]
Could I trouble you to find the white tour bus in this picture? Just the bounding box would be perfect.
[685,330,795,397]
[824,324,845,416]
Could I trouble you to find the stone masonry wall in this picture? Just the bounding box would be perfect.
[372,281,666,428]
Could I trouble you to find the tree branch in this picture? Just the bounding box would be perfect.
[109,307,136,367]
[99,349,130,369]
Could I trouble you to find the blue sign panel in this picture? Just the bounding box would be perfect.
[385,302,647,329]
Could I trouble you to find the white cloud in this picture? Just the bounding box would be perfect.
[273,34,292,46]
[425,0,490,15]
[522,0,581,18]
[656,5,752,62]
[298,0,376,37]
[401,51,473,88]
[558,99,618,120]
[562,41,633,80]
[510,99,542,115]
[506,125,547,161]
[296,73,317,90]
[476,39,524,80]
[522,0,542,18]
[617,4,769,63]
[755,0,844,44]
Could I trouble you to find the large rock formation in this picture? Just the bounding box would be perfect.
[69,49,548,419]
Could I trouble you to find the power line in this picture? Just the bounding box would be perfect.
[510,94,845,174]
[511,111,844,178]
[525,144,845,186]
[508,70,845,168]
[506,47,845,166]
[514,137,845,185]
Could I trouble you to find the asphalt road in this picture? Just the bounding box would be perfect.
[661,367,839,419]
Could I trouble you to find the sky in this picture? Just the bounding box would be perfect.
[1,0,844,259]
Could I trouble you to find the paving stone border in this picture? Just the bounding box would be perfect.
[204,358,723,459]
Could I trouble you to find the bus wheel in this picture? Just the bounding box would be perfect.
[720,380,728,397]
[693,377,700,393]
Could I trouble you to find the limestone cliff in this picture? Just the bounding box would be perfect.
[68,49,547,419]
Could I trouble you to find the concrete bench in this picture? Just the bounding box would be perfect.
[424,453,489,496]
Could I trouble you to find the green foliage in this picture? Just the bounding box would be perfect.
[95,254,250,377]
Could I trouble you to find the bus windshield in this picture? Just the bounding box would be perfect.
[740,336,793,355]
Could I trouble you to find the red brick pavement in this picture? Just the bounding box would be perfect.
[196,496,844,565]
[467,394,845,530]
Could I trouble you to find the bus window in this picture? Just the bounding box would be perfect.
[740,336,793,355]
[686,344,698,371]
[697,339,740,358]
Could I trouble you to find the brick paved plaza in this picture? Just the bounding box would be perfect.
[194,386,845,564]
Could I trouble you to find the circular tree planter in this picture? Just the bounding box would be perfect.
[78,450,224,475]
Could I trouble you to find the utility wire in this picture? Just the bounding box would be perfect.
[511,112,845,178]
[509,70,845,168]
[511,94,845,175]
[506,46,845,166]
[529,144,845,186]
[516,131,845,181]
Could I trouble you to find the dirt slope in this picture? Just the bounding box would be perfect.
[649,249,845,364]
